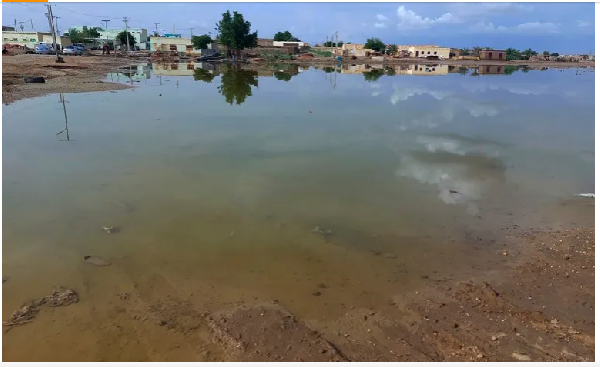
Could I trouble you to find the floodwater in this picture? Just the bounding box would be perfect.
[2,62,595,361]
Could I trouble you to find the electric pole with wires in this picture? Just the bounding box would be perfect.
[122,17,130,52]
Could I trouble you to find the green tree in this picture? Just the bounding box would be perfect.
[505,48,521,61]
[192,34,213,49]
[215,10,258,54]
[551,52,559,57]
[274,31,299,42]
[193,68,218,83]
[386,44,398,56]
[363,69,385,82]
[117,31,136,47]
[458,66,469,75]
[217,66,259,105]
[542,50,550,60]
[65,28,84,43]
[520,48,537,60]
[471,46,482,56]
[503,65,518,75]
[364,37,385,53]
[337,41,343,47]
[274,71,293,81]
[385,67,396,76]
[459,47,471,56]
[82,26,101,39]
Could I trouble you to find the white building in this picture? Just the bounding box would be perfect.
[2,31,71,49]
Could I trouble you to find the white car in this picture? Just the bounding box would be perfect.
[63,46,83,56]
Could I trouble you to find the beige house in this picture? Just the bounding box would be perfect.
[149,36,203,55]
[397,45,450,59]
[341,43,375,57]
[2,31,71,49]
[395,64,449,75]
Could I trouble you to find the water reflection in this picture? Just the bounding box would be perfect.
[214,65,259,105]
[396,138,506,215]
[56,93,74,141]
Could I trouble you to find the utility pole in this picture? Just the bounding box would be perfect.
[122,17,130,52]
[45,4,60,62]
[101,19,110,49]
[54,16,60,37]
[154,22,160,35]
[189,27,194,40]
[14,19,17,31]
[29,19,34,30]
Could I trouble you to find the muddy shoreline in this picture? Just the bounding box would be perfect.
[2,54,134,105]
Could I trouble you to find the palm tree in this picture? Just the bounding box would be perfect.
[459,47,471,56]
[471,46,483,57]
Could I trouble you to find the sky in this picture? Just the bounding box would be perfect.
[1,2,595,53]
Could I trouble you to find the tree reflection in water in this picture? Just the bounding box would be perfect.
[194,64,258,105]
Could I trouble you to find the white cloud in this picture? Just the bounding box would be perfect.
[396,5,458,30]
[514,22,560,33]
[374,23,387,29]
[469,21,560,34]
[376,14,389,21]
[577,20,590,27]
[469,22,508,33]
[390,85,451,105]
[450,3,533,18]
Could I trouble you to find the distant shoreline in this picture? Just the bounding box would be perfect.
[270,57,595,69]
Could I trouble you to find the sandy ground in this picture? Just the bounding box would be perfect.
[2,54,135,104]
[3,225,594,362]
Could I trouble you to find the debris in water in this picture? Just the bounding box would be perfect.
[83,255,111,266]
[449,190,459,194]
[2,277,7,284]
[229,230,234,238]
[3,286,78,327]
[102,226,115,233]
[311,226,333,236]
[576,193,595,198]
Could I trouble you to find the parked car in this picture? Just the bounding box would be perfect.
[73,43,86,52]
[63,45,83,56]
[35,44,54,55]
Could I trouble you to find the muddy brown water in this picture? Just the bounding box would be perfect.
[2,63,594,361]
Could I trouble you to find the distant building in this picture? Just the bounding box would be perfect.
[257,38,273,47]
[2,31,71,49]
[2,26,15,31]
[149,36,203,55]
[397,45,451,59]
[273,41,305,48]
[479,50,506,61]
[341,43,374,57]
[478,65,506,74]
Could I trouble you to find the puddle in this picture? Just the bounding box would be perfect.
[2,63,594,360]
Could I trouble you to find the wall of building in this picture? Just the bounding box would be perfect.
[273,41,305,48]
[99,28,148,46]
[257,38,273,47]
[479,50,506,60]
[149,36,201,55]
[411,46,450,59]
[2,31,71,48]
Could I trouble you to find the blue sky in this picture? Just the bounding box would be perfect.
[2,2,595,53]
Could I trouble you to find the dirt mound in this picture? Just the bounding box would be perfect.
[206,303,347,362]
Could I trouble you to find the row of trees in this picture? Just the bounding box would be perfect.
[365,38,398,55]
[64,26,102,43]
[459,46,560,60]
